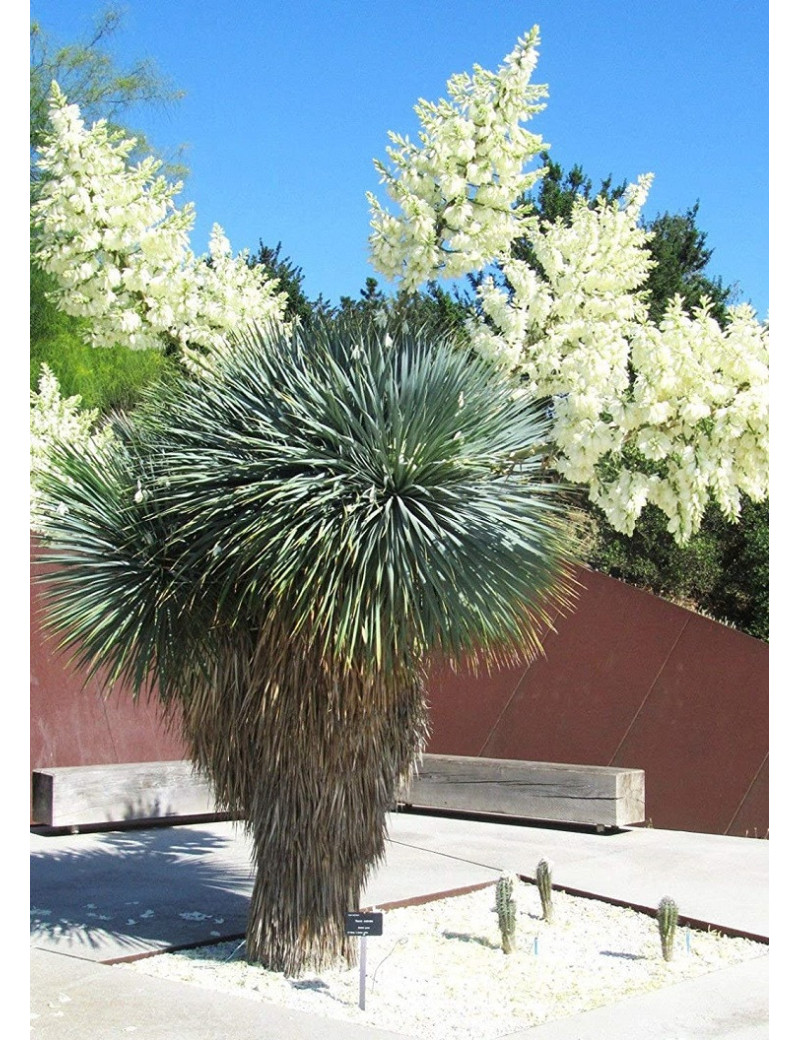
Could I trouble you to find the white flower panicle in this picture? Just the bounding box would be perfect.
[369,27,768,544]
[368,27,549,290]
[468,183,768,545]
[32,83,289,366]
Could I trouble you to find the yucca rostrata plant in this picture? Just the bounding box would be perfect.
[35,317,575,975]
[657,896,679,961]
[536,858,554,922]
[495,873,518,954]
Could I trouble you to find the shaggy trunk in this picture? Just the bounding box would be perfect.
[179,629,428,976]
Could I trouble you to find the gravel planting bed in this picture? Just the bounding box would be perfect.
[125,879,766,1039]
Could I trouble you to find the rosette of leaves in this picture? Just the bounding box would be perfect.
[35,316,575,975]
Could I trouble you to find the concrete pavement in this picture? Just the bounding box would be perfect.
[30,812,769,1038]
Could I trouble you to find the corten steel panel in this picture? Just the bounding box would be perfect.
[425,657,530,757]
[477,570,690,766]
[424,573,581,757]
[424,567,768,837]
[726,756,769,838]
[30,537,188,771]
[611,612,769,835]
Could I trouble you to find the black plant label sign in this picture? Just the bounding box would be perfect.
[345,912,383,936]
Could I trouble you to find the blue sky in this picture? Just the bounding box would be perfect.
[30,0,768,315]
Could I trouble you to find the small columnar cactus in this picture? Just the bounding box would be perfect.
[495,872,517,954]
[657,896,679,961]
[536,858,554,922]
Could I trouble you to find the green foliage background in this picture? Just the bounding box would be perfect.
[31,262,172,414]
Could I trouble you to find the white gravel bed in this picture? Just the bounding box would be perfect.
[124,879,766,1039]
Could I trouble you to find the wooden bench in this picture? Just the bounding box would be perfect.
[32,754,645,831]
[398,754,645,830]
[31,760,218,828]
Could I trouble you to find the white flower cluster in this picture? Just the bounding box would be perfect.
[29,364,113,528]
[471,180,769,544]
[367,27,549,289]
[370,28,769,543]
[619,299,769,541]
[32,83,288,366]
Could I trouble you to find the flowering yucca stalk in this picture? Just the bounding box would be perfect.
[32,83,288,365]
[368,27,549,289]
[36,317,576,975]
[370,27,769,544]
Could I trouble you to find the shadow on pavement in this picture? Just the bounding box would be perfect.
[30,824,254,958]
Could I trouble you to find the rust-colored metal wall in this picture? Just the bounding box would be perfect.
[31,539,768,836]
[425,567,768,837]
[30,537,187,770]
